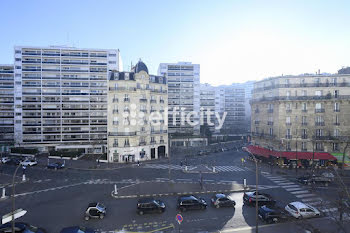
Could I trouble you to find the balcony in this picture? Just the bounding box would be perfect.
[254,121,260,125]
[108,132,136,136]
[315,122,325,126]
[286,109,292,113]
[315,109,325,113]
[285,135,292,139]
[113,121,118,125]
[150,99,157,103]
[268,109,273,113]
[160,140,165,143]
[123,109,130,113]
[140,109,147,113]
[112,98,118,103]
[113,110,118,114]
[139,142,146,146]
[255,109,260,113]
[267,121,273,126]
[150,109,156,113]
[113,143,118,147]
[160,100,165,104]
[334,122,340,126]
[301,122,308,126]
[302,109,308,113]
[302,135,308,139]
[139,98,147,102]
[286,122,292,126]
[334,109,340,112]
[124,98,130,102]
[150,141,156,145]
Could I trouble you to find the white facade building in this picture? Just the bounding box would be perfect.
[158,62,200,135]
[13,46,121,153]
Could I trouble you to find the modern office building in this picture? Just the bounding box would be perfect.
[250,73,350,162]
[108,61,168,163]
[13,46,121,153]
[158,62,200,135]
[0,64,14,151]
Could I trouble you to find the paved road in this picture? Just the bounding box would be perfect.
[0,148,349,232]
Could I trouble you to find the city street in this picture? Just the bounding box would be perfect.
[0,148,349,232]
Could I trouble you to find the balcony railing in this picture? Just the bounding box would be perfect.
[139,98,147,102]
[334,122,340,126]
[334,109,340,112]
[251,95,350,103]
[124,98,130,102]
[113,121,118,125]
[302,122,308,126]
[315,122,325,126]
[302,109,308,112]
[267,121,273,126]
[301,135,308,139]
[160,100,165,103]
[150,99,157,103]
[113,110,118,114]
[113,143,118,147]
[315,109,325,113]
[286,109,292,113]
[160,140,165,143]
[286,122,292,126]
[108,132,136,136]
[139,142,146,146]
[112,98,118,103]
[255,109,260,113]
[254,121,260,125]
[268,109,273,113]
[285,135,292,139]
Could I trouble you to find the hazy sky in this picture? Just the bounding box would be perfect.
[1,0,350,85]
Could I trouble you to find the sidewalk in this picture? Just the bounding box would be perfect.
[111,180,247,199]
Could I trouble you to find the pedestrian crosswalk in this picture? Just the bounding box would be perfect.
[262,172,341,217]
[142,164,247,173]
[214,166,246,172]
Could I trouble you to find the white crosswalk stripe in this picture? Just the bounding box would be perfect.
[214,166,246,172]
[285,187,303,191]
[143,164,184,170]
[290,190,309,195]
[296,193,316,198]
[302,197,323,203]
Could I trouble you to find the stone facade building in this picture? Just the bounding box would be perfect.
[108,61,168,163]
[251,74,350,161]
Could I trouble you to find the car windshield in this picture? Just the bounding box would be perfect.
[97,203,105,210]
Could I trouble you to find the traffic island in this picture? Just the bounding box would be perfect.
[182,164,218,174]
[111,180,248,199]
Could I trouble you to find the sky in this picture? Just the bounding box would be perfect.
[1,0,350,85]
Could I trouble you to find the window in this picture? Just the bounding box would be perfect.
[15,66,21,69]
[333,143,339,151]
[334,90,339,98]
[334,102,340,112]
[286,116,291,124]
[15,58,21,61]
[302,103,307,111]
[269,128,273,136]
[316,142,324,151]
[286,103,291,110]
[302,90,307,96]
[286,141,291,151]
[315,103,323,110]
[302,129,307,138]
[286,91,291,97]
[124,139,130,146]
[15,50,21,54]
[334,129,339,137]
[302,142,307,151]
[302,116,307,124]
[335,115,339,125]
[331,78,337,85]
[15,113,21,116]
[108,61,116,64]
[315,90,322,96]
[316,129,323,137]
[109,53,116,57]
[15,97,21,100]
[286,128,291,137]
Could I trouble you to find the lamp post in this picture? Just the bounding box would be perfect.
[254,154,259,233]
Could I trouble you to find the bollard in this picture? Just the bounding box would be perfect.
[213,166,216,173]
[185,166,188,171]
[243,178,246,188]
[1,187,5,199]
[114,184,118,195]
[22,174,26,182]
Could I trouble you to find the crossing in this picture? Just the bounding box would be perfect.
[142,164,247,172]
[214,165,246,172]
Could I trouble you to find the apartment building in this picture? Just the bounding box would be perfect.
[250,74,350,160]
[221,86,246,134]
[158,62,200,135]
[13,46,121,153]
[108,61,168,163]
[0,65,14,151]
[199,83,216,132]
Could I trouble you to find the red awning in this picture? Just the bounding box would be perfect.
[246,145,337,161]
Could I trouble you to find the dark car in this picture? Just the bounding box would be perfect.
[258,205,291,223]
[297,175,331,186]
[85,202,106,220]
[0,222,46,233]
[243,191,276,206]
[177,195,207,212]
[47,162,65,169]
[137,198,165,215]
[7,158,22,166]
[60,226,95,233]
[211,193,236,208]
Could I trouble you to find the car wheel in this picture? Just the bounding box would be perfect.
[324,182,329,187]
[201,205,206,210]
[139,211,144,215]
[158,209,163,214]
[99,214,104,219]
[215,204,220,209]
[85,216,89,221]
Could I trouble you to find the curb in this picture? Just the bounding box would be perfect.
[111,188,249,199]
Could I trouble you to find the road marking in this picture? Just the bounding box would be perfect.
[290,190,309,195]
[270,179,288,183]
[282,185,300,188]
[302,197,323,203]
[278,182,295,186]
[321,207,338,213]
[296,193,316,198]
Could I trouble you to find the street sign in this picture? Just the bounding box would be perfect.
[176,214,183,224]
[2,208,27,224]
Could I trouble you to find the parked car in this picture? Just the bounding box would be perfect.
[258,205,291,223]
[7,158,22,166]
[84,202,106,220]
[243,191,276,206]
[0,222,46,233]
[297,175,332,186]
[285,201,320,219]
[137,198,166,215]
[177,195,207,212]
[20,158,38,166]
[1,157,11,164]
[60,226,95,233]
[47,162,65,169]
[211,193,236,208]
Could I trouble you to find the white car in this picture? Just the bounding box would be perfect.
[20,158,38,166]
[285,202,320,219]
[1,157,11,164]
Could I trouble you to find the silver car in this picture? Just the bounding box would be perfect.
[285,201,320,219]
